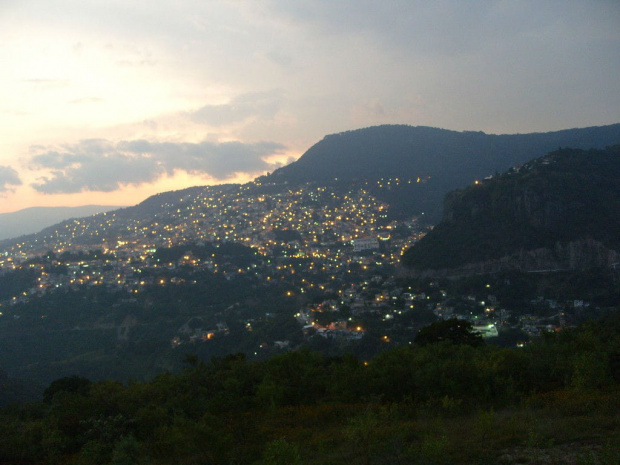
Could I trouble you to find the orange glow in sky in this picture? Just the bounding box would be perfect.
[1,1,618,213]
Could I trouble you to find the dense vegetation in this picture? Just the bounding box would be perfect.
[402,146,620,270]
[1,313,619,464]
[0,265,292,390]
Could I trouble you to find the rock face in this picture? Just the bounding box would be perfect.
[561,239,620,270]
[444,180,592,235]
[501,239,616,273]
[402,146,620,273]
[405,239,620,278]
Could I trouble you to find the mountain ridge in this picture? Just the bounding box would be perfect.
[0,205,123,241]
[263,123,620,221]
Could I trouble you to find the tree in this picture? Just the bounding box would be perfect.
[262,438,301,465]
[43,376,91,402]
[415,319,483,347]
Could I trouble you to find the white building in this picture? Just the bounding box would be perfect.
[352,237,379,252]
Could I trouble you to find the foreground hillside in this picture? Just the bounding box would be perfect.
[1,314,619,464]
[402,146,620,272]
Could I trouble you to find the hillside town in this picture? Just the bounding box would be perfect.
[0,179,601,357]
[0,179,423,259]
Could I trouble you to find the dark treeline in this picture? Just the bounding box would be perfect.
[1,313,619,465]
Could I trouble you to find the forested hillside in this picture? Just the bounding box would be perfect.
[1,313,619,464]
[266,124,620,221]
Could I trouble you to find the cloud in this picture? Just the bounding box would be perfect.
[0,166,22,193]
[20,79,71,89]
[265,0,484,54]
[29,138,286,194]
[189,90,282,126]
[266,1,620,61]
[68,97,104,104]
[351,99,386,118]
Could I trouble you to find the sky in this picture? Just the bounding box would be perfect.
[1,0,619,214]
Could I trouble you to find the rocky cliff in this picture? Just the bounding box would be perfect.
[402,146,620,273]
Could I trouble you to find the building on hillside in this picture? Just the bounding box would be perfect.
[473,324,499,338]
[352,237,379,253]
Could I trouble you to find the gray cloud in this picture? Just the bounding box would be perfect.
[267,1,618,56]
[20,79,71,89]
[69,97,104,104]
[189,90,282,126]
[29,138,286,194]
[0,166,22,193]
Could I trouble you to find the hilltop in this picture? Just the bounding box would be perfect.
[264,123,620,221]
[402,145,620,273]
[267,124,620,186]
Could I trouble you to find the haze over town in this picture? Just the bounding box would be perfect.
[1,0,619,213]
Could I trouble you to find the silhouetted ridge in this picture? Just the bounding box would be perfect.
[265,124,620,221]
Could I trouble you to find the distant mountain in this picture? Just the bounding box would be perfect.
[0,185,242,254]
[402,146,620,273]
[0,205,122,241]
[2,124,620,253]
[264,124,620,221]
